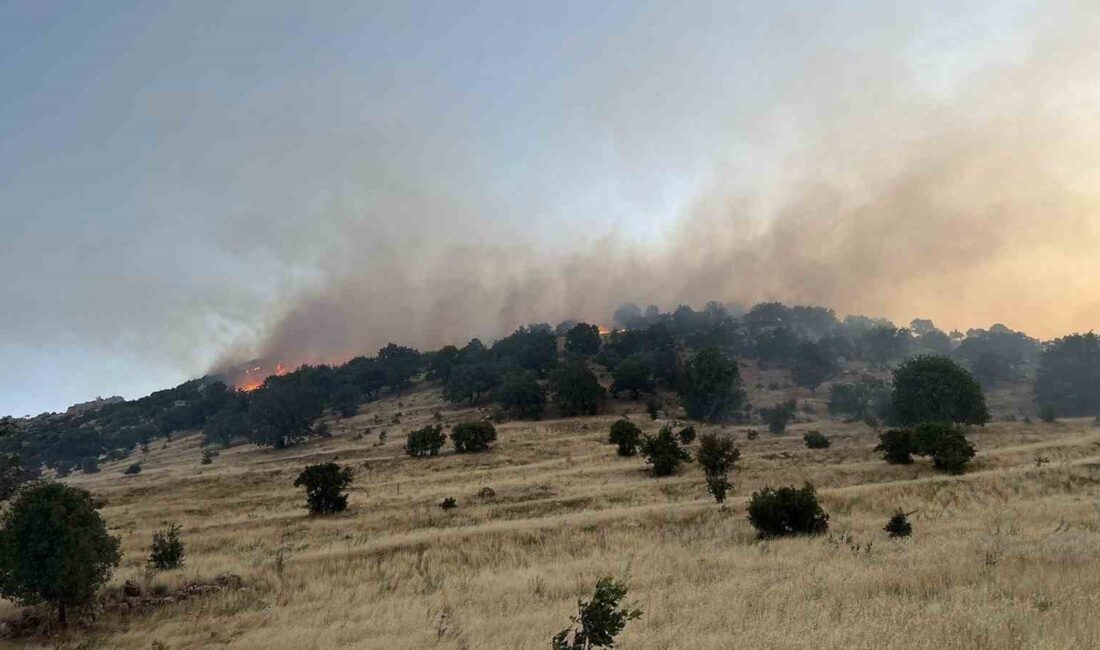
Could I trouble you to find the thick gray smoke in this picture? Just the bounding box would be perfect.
[210,1,1100,374]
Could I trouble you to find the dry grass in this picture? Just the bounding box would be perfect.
[5,383,1100,649]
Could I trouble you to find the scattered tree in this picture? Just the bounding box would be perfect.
[1035,333,1100,417]
[497,370,547,420]
[451,421,498,453]
[552,577,642,650]
[639,425,692,476]
[148,523,185,570]
[405,424,446,457]
[608,420,642,457]
[610,356,655,399]
[747,483,829,538]
[876,422,975,474]
[677,425,696,445]
[550,361,606,417]
[1039,404,1057,423]
[761,399,797,434]
[696,433,740,503]
[677,348,747,422]
[124,463,142,475]
[293,462,353,515]
[790,341,839,391]
[827,375,890,421]
[565,323,603,357]
[803,431,831,449]
[248,375,324,448]
[891,355,990,426]
[875,429,915,464]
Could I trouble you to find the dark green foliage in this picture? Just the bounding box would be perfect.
[884,510,913,538]
[608,420,642,457]
[376,343,422,393]
[81,457,100,474]
[332,384,361,418]
[891,355,990,426]
[492,325,558,376]
[639,426,692,476]
[552,577,642,650]
[746,428,759,440]
[405,424,447,457]
[861,325,912,367]
[439,497,457,510]
[610,356,655,399]
[696,433,740,503]
[955,324,1039,388]
[747,483,829,538]
[0,482,121,624]
[1039,404,1057,423]
[645,398,660,420]
[790,341,839,391]
[148,523,185,570]
[677,348,747,422]
[550,361,606,417]
[123,463,142,475]
[497,371,546,420]
[802,431,831,449]
[1035,333,1100,417]
[451,421,498,453]
[442,362,504,406]
[875,429,915,464]
[761,399,797,434]
[677,425,696,445]
[248,374,324,448]
[565,323,603,357]
[827,375,891,420]
[200,449,218,465]
[293,462,353,515]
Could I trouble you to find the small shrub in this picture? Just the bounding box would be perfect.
[677,425,696,445]
[451,421,497,453]
[645,398,661,420]
[697,433,740,503]
[477,486,496,498]
[405,424,446,457]
[884,510,913,538]
[293,462,354,515]
[439,497,457,510]
[1039,404,1057,423]
[81,457,100,474]
[123,463,142,475]
[608,420,642,457]
[200,449,218,465]
[148,523,185,570]
[746,429,759,441]
[919,424,975,474]
[875,429,915,464]
[747,483,829,538]
[1034,455,1050,467]
[552,577,642,650]
[802,431,831,449]
[705,474,732,503]
[761,399,797,434]
[639,426,692,477]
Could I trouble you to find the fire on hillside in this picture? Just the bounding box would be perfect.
[219,360,289,392]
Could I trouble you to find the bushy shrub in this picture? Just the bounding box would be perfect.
[696,433,740,503]
[439,497,457,510]
[148,523,185,570]
[891,355,989,426]
[677,425,697,445]
[81,457,100,474]
[123,463,142,475]
[608,420,642,457]
[884,510,913,538]
[875,429,914,464]
[611,356,655,399]
[497,370,546,420]
[876,423,975,474]
[451,421,498,453]
[293,462,353,515]
[802,431,831,449]
[1039,404,1057,423]
[761,399,797,434]
[552,577,642,650]
[200,449,218,465]
[645,398,661,420]
[405,424,446,457]
[639,426,692,476]
[747,483,829,538]
[677,348,747,422]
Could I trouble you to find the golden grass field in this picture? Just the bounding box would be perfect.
[6,369,1100,649]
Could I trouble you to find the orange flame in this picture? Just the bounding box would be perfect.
[233,361,290,392]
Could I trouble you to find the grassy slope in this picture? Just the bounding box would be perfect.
[5,374,1100,649]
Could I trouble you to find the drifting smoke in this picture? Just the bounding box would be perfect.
[211,1,1100,376]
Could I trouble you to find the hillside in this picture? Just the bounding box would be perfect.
[5,371,1100,649]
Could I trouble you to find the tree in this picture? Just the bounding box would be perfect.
[497,370,546,420]
[760,399,797,434]
[827,375,890,420]
[451,421,498,453]
[0,482,120,625]
[790,341,838,391]
[696,433,740,503]
[802,431,831,449]
[442,362,503,405]
[1035,333,1100,416]
[861,326,912,367]
[405,424,447,457]
[608,420,642,457]
[677,348,747,422]
[293,462,353,514]
[875,422,976,474]
[639,425,692,476]
[875,429,915,464]
[377,343,422,393]
[203,408,251,447]
[747,483,829,538]
[148,523,185,570]
[331,384,361,418]
[0,453,31,501]
[891,355,989,426]
[248,374,324,448]
[550,361,606,417]
[610,356,655,399]
[565,323,602,357]
[552,577,642,650]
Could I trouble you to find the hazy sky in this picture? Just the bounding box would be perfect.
[3,0,1097,416]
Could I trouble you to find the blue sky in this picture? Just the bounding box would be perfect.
[5,1,1088,416]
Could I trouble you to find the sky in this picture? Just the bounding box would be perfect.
[2,0,1098,416]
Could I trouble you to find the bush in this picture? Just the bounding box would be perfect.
[827,375,891,420]
[761,399,797,434]
[1035,332,1100,417]
[802,431,831,449]
[677,348,747,422]
[746,428,759,440]
[608,420,642,457]
[552,577,642,650]
[639,426,692,476]
[747,483,829,538]
[875,429,914,464]
[439,497,457,510]
[564,323,602,357]
[645,398,661,420]
[884,510,913,538]
[124,463,142,475]
[876,423,975,474]
[550,361,606,416]
[405,424,447,457]
[891,355,989,426]
[497,370,546,420]
[677,425,697,445]
[1039,404,1057,423]
[0,482,121,624]
[200,449,218,465]
[696,433,740,503]
[148,523,185,570]
[293,462,354,515]
[81,457,100,474]
[451,421,498,453]
[332,384,361,418]
[611,356,655,399]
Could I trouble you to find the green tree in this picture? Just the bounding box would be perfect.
[148,523,185,570]
[248,375,324,448]
[442,362,503,406]
[331,384,362,418]
[377,343,422,393]
[608,420,642,457]
[827,375,890,420]
[761,399,797,434]
[891,355,989,426]
[565,323,603,357]
[790,341,838,392]
[405,424,447,457]
[203,408,251,447]
[497,370,546,420]
[550,361,606,417]
[747,483,829,538]
[552,577,642,650]
[451,421,498,453]
[677,348,747,422]
[0,453,31,500]
[610,355,655,399]
[696,433,740,503]
[639,425,692,476]
[0,482,121,625]
[1035,333,1100,416]
[293,462,354,514]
